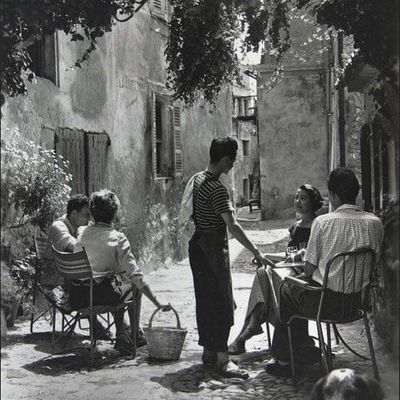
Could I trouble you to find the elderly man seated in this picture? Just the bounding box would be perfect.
[74,189,170,355]
[265,168,384,377]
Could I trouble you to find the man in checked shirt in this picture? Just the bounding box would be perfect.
[265,168,384,377]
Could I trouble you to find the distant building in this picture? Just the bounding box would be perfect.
[231,67,260,209]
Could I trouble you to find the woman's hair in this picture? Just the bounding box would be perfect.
[209,137,238,163]
[89,189,120,224]
[299,184,324,212]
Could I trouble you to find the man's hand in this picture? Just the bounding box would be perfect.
[252,249,275,268]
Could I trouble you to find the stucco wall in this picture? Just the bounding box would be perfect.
[256,14,329,219]
[257,70,329,219]
[1,6,232,270]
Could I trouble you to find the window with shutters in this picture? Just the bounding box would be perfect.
[151,92,182,179]
[54,128,110,195]
[27,33,58,86]
[150,0,170,21]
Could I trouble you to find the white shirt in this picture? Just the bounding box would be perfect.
[305,204,383,292]
[75,223,146,289]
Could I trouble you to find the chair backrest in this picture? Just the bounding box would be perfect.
[52,245,92,281]
[319,247,376,320]
[34,236,50,261]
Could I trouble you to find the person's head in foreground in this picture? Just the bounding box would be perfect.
[294,184,324,217]
[89,189,120,224]
[209,137,238,174]
[310,368,384,400]
[66,194,90,228]
[328,168,360,210]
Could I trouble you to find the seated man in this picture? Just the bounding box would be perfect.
[44,194,91,286]
[74,189,170,355]
[265,168,384,377]
[45,194,109,339]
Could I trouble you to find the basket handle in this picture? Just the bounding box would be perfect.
[148,305,181,329]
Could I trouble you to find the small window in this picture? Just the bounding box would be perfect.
[27,34,58,86]
[151,92,182,178]
[242,140,250,156]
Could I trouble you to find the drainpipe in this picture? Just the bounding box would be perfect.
[337,31,346,167]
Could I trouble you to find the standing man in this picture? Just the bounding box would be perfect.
[188,137,273,379]
[265,168,384,377]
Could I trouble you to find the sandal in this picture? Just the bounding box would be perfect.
[217,361,249,380]
[228,340,246,355]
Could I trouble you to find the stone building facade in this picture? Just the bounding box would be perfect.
[1,1,232,270]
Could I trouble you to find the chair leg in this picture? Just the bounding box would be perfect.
[287,324,296,386]
[316,321,330,374]
[266,322,272,349]
[52,306,56,354]
[326,323,333,370]
[363,315,380,381]
[333,323,340,345]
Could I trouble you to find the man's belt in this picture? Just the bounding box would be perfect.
[71,279,91,287]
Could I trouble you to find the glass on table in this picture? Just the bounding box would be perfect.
[298,242,307,262]
[286,246,298,263]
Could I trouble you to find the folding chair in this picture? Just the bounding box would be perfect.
[52,246,137,363]
[30,236,55,333]
[283,247,379,384]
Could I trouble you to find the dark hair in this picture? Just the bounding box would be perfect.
[66,194,89,217]
[89,189,120,224]
[209,137,238,163]
[299,184,324,212]
[328,168,360,204]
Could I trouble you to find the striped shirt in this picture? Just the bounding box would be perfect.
[193,171,234,231]
[305,204,383,292]
[75,222,146,289]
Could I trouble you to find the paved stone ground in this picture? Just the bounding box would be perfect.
[1,222,399,400]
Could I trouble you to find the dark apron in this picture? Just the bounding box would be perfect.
[188,176,234,351]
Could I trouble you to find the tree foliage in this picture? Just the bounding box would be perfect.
[0,0,398,105]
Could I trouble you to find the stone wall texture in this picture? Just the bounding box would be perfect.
[1,6,232,271]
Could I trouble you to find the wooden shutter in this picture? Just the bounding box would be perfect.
[172,106,182,176]
[151,91,158,177]
[153,0,162,12]
[55,128,86,194]
[86,133,109,195]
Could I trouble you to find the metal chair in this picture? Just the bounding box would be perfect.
[283,247,379,384]
[51,246,137,363]
[30,236,54,333]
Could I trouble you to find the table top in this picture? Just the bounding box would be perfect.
[274,260,305,269]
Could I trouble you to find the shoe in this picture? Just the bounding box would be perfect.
[264,359,292,378]
[123,324,147,348]
[217,361,249,380]
[202,350,217,368]
[136,334,147,348]
[93,319,112,341]
[228,339,246,355]
[114,335,136,356]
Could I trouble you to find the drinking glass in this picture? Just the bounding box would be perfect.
[286,246,298,263]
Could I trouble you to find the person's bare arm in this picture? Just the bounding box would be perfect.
[221,211,275,267]
[296,261,317,280]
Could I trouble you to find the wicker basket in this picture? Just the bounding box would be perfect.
[143,306,187,361]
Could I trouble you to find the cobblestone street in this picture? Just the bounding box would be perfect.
[1,222,399,400]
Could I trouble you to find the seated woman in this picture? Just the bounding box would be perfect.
[228,184,324,355]
[74,189,170,355]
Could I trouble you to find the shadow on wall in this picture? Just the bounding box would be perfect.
[70,51,107,118]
